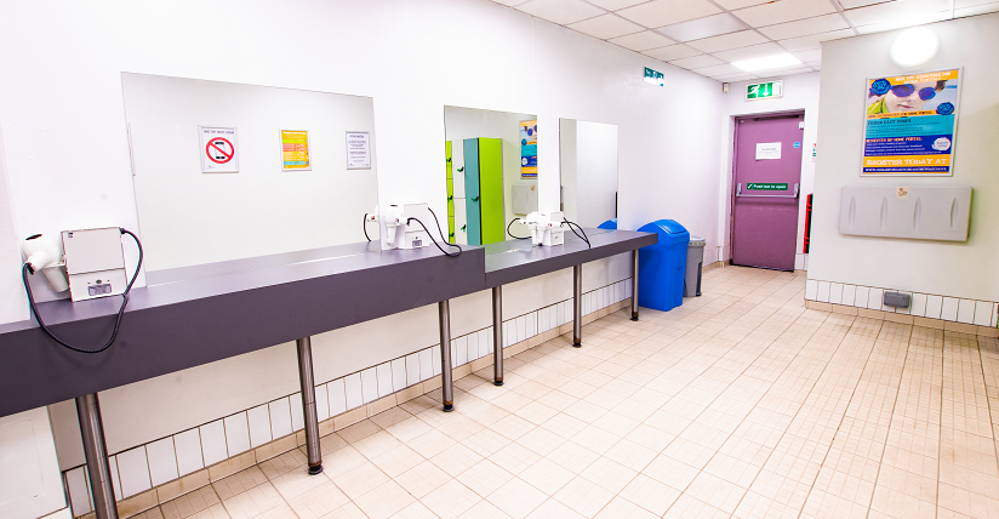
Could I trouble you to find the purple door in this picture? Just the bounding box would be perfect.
[731,113,803,271]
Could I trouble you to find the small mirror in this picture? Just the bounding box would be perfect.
[443,106,538,245]
[559,119,619,229]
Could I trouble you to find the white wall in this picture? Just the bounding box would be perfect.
[718,72,822,266]
[0,0,727,509]
[809,13,999,300]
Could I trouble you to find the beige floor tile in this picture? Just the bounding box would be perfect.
[487,477,548,519]
[419,479,481,519]
[285,479,349,519]
[352,480,415,519]
[393,460,452,499]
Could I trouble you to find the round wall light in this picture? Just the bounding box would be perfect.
[889,26,940,68]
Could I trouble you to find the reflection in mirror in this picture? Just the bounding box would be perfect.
[559,119,619,229]
[443,106,537,246]
[121,73,378,274]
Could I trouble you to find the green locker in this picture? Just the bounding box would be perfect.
[463,137,504,246]
[445,141,455,243]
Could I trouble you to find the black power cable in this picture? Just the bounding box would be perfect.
[363,213,372,242]
[407,217,462,257]
[22,228,143,354]
[561,218,591,248]
[506,217,531,240]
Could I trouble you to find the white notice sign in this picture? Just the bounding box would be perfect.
[756,142,781,160]
[199,126,239,173]
[346,132,371,169]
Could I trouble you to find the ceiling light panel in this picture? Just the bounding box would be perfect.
[758,13,851,39]
[686,30,769,52]
[732,53,802,71]
[656,13,747,41]
[670,54,726,69]
[608,30,678,50]
[713,41,788,62]
[642,44,705,60]
[844,0,949,27]
[585,0,649,9]
[733,0,839,28]
[617,0,722,28]
[694,63,746,76]
[567,13,646,39]
[755,65,815,78]
[776,28,855,51]
[515,0,606,25]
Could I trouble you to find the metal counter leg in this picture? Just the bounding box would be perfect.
[76,393,118,519]
[573,264,582,348]
[631,249,640,321]
[296,336,323,475]
[439,300,454,412]
[492,286,504,386]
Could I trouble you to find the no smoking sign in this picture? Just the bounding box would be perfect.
[199,126,239,173]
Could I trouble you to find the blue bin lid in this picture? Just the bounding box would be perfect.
[637,219,689,244]
[597,218,617,230]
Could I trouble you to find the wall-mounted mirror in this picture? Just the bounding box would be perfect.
[122,73,379,275]
[443,106,537,245]
[559,119,619,230]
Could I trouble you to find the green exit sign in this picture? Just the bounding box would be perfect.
[747,183,788,190]
[746,81,783,100]
[644,67,664,86]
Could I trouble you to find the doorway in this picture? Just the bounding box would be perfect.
[730,112,804,271]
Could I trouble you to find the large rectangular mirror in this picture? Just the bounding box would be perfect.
[559,119,619,229]
[443,106,538,245]
[122,73,379,275]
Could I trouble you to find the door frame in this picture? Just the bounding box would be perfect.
[729,110,805,270]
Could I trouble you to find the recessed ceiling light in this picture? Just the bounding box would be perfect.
[889,26,939,68]
[732,53,801,72]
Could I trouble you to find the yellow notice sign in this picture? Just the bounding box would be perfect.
[281,130,311,171]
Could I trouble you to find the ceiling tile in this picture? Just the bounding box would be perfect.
[776,28,856,51]
[844,0,949,27]
[853,10,951,33]
[713,0,773,10]
[806,60,822,68]
[755,65,815,79]
[643,44,704,60]
[670,54,726,69]
[585,0,649,9]
[839,0,892,8]
[758,13,851,39]
[716,72,761,81]
[954,1,999,15]
[607,30,677,50]
[712,42,788,62]
[656,13,748,41]
[617,0,722,28]
[792,49,822,62]
[733,0,839,28]
[515,0,607,25]
[693,63,746,76]
[687,30,769,52]
[567,13,646,39]
[491,0,532,6]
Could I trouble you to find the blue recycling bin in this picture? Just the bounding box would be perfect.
[598,218,617,230]
[638,219,690,312]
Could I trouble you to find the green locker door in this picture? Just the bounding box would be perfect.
[478,138,504,244]
[445,141,455,243]
[463,139,482,246]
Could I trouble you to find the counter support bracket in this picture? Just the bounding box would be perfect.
[439,300,454,412]
[491,286,504,386]
[296,336,323,475]
[77,393,118,519]
[631,249,640,321]
[573,264,582,347]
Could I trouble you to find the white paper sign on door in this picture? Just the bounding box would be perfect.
[756,142,781,160]
[199,126,239,173]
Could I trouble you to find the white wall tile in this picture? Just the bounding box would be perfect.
[992,303,998,327]
[107,456,123,501]
[223,413,251,456]
[941,297,959,321]
[827,283,842,304]
[406,353,422,386]
[957,299,976,324]
[816,281,830,303]
[794,254,804,270]
[146,437,179,487]
[247,404,272,448]
[199,420,228,466]
[289,393,305,432]
[480,329,493,358]
[557,301,566,325]
[973,301,993,326]
[925,295,943,319]
[65,466,92,516]
[804,279,818,300]
[503,320,513,346]
[269,398,293,438]
[803,255,809,270]
[867,288,883,310]
[360,367,379,404]
[517,315,527,342]
[419,348,434,381]
[328,379,347,416]
[314,384,331,421]
[854,286,870,309]
[455,335,468,366]
[625,280,633,298]
[526,312,537,338]
[841,284,856,306]
[116,446,151,498]
[909,293,927,317]
[466,332,480,361]
[391,358,408,392]
[431,346,442,376]
[344,373,363,409]
[376,363,393,397]
[174,428,205,476]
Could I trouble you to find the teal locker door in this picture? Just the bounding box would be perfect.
[463,138,482,246]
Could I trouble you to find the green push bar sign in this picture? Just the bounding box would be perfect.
[747,183,788,190]
[746,80,783,100]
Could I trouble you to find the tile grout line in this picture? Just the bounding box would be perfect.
[975,335,999,495]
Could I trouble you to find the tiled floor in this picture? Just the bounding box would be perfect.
[131,266,999,519]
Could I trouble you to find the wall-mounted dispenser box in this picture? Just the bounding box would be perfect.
[839,185,971,241]
[511,181,538,216]
[61,227,127,302]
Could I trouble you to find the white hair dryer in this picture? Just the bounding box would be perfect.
[22,233,70,292]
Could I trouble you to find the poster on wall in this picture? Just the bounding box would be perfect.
[862,69,961,176]
[281,129,311,171]
[520,120,537,178]
[199,126,239,173]
[346,131,370,169]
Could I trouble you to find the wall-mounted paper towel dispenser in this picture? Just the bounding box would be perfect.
[839,185,971,242]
